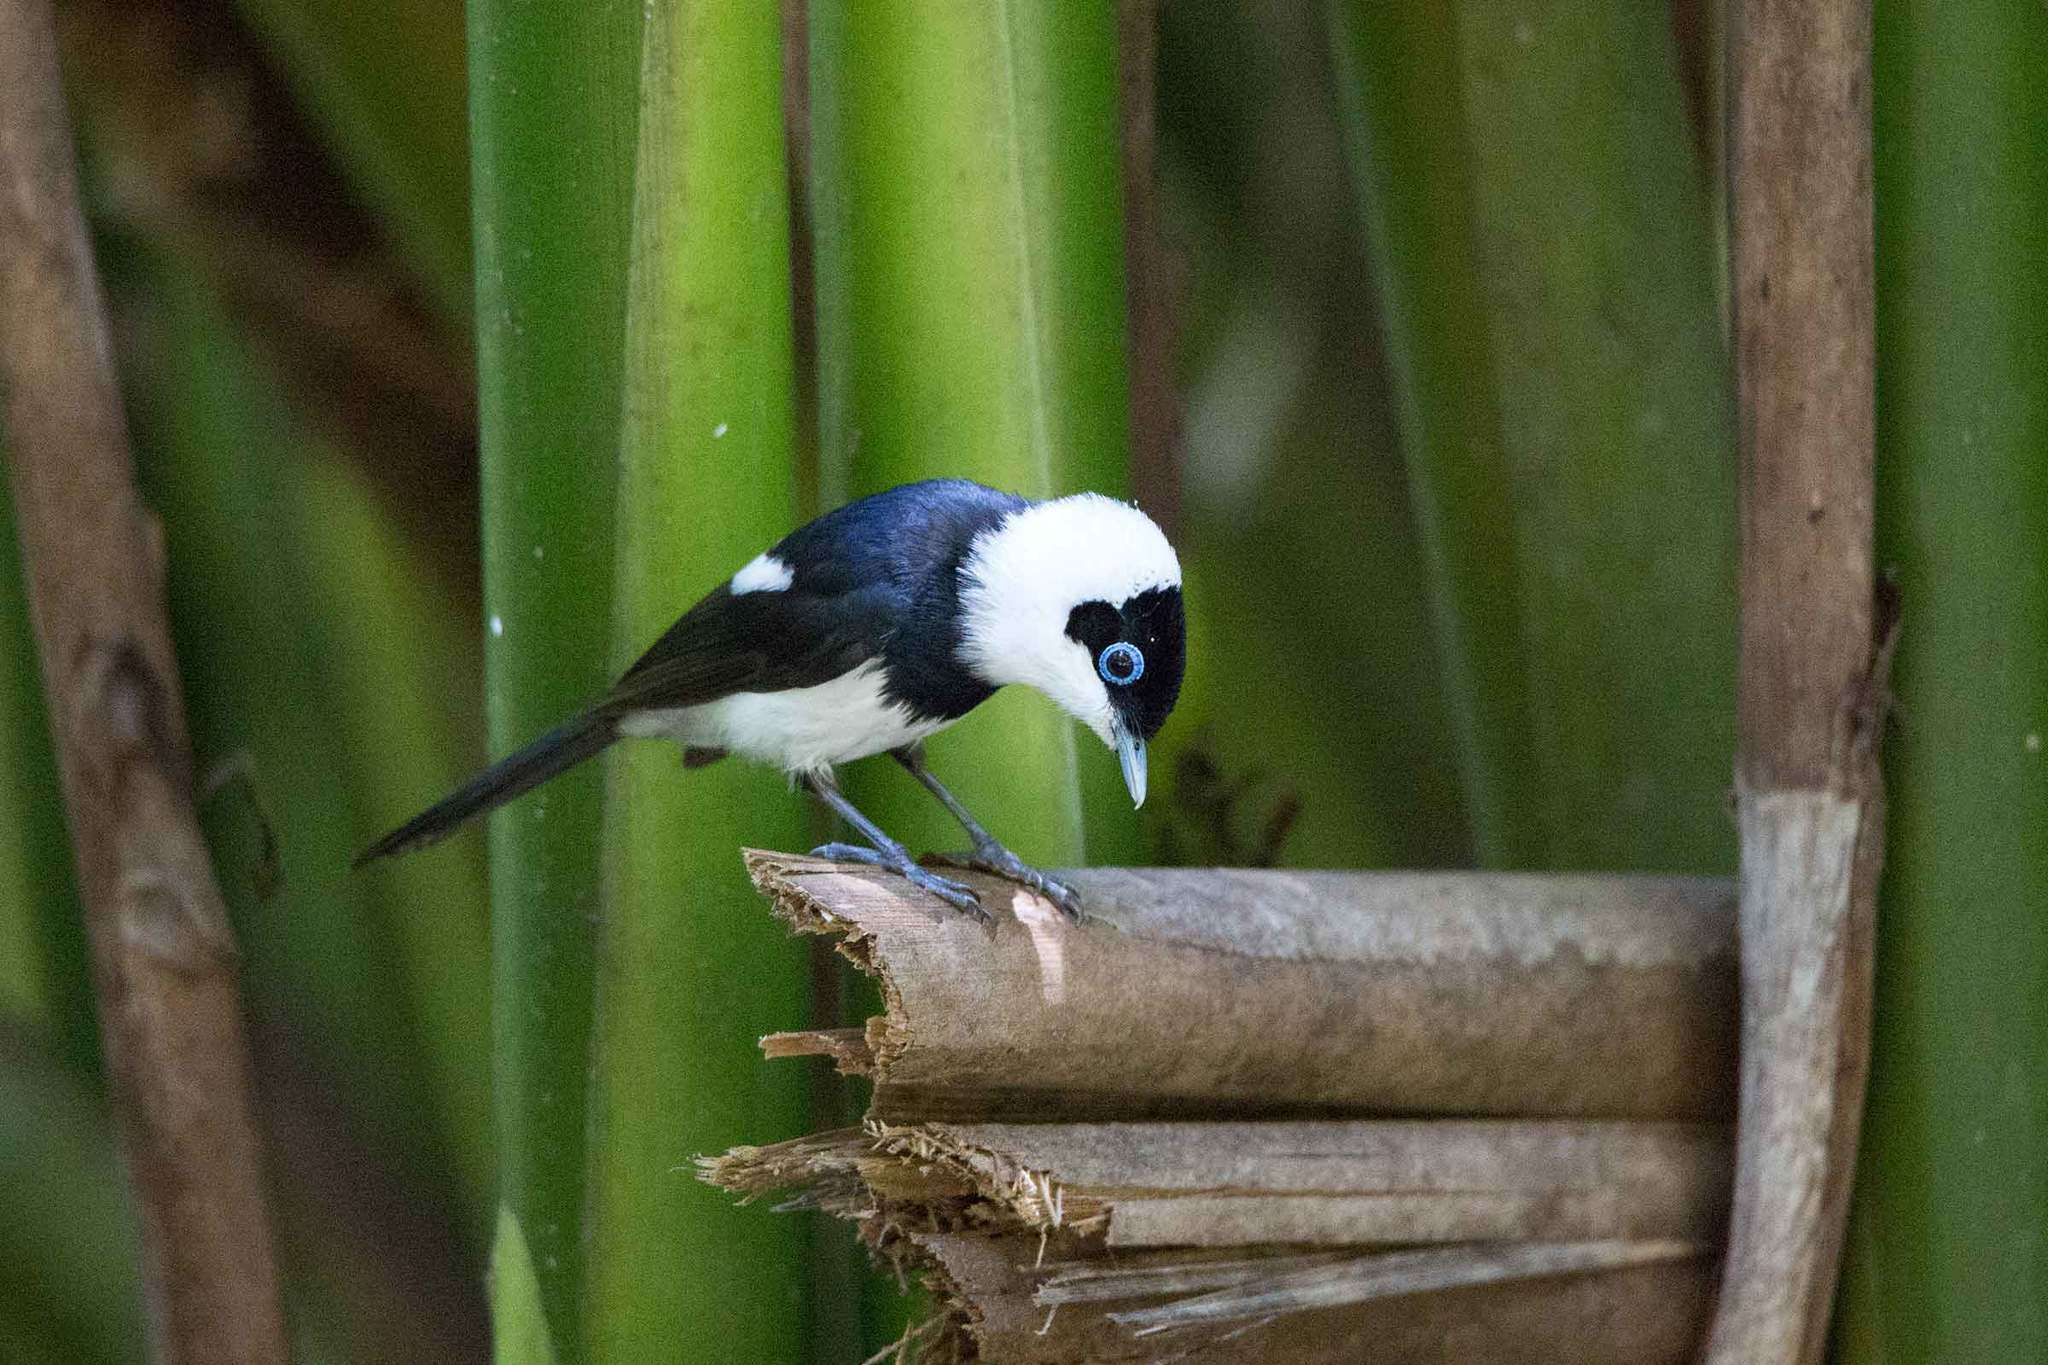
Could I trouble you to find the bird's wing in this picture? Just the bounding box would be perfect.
[601,582,891,716]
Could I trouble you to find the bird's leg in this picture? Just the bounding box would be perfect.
[891,745,1082,920]
[799,769,989,924]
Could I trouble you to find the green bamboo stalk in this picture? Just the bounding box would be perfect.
[1835,3,2048,1357]
[1165,355,1471,869]
[468,0,639,1353]
[0,1037,144,1364]
[1146,6,1469,872]
[1326,0,1737,874]
[1323,1,1532,866]
[489,1208,558,1365]
[579,1,809,1358]
[0,471,82,1051]
[302,455,493,1223]
[134,254,461,1165]
[809,0,1141,870]
[0,511,43,1026]
[233,0,471,317]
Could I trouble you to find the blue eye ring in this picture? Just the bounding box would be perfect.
[1097,641,1145,686]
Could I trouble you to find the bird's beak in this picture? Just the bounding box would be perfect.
[1113,722,1147,809]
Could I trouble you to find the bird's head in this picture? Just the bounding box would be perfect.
[957,493,1185,807]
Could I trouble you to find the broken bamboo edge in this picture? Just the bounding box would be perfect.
[0,2,287,1360]
[706,1121,1725,1363]
[706,1118,1730,1248]
[746,850,1737,1121]
[719,854,1740,1359]
[916,1232,1714,1365]
[1714,0,1885,1361]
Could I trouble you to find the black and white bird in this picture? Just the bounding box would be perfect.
[357,479,1186,920]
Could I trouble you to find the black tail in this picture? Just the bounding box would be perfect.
[355,711,620,866]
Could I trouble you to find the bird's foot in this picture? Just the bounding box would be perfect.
[964,842,1083,922]
[810,841,990,925]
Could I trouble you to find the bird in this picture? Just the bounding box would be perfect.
[356,478,1186,921]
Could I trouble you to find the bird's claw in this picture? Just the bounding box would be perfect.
[810,842,990,924]
[965,843,1084,922]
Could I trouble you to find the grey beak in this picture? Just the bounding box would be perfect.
[1114,725,1148,809]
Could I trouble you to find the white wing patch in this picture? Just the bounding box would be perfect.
[730,552,794,595]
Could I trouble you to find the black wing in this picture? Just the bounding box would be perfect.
[605,581,894,715]
[609,480,1024,715]
[356,480,1020,864]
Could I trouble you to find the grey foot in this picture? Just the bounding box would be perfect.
[965,842,1082,922]
[810,842,990,924]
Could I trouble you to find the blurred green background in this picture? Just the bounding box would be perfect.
[0,0,2039,1360]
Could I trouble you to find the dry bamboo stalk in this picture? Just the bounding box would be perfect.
[908,1231,1714,1364]
[1711,0,1884,1361]
[0,1,287,1358]
[746,851,1736,1121]
[1098,1240,1701,1331]
[704,1118,1729,1249]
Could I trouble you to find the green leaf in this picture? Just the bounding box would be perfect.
[0,1037,144,1364]
[233,0,472,318]
[302,455,494,1223]
[809,0,1140,868]
[468,0,641,1351]
[579,1,810,1358]
[490,1206,559,1365]
[133,252,476,1207]
[1144,7,1470,872]
[0,472,86,1061]
[1837,2,2048,1358]
[1326,0,1737,873]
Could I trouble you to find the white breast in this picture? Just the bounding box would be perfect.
[617,660,954,775]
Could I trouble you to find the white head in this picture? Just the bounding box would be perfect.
[956,493,1185,806]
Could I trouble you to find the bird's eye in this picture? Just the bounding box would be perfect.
[1097,641,1144,686]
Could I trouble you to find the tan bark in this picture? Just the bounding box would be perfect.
[1711,0,1885,1360]
[707,1118,1729,1248]
[0,0,287,1358]
[911,1232,1713,1364]
[747,851,1738,1122]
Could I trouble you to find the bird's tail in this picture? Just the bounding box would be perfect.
[355,711,620,865]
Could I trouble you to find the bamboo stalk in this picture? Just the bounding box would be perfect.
[1325,0,1737,875]
[708,1118,1727,1248]
[0,1,286,1357]
[468,0,639,1349]
[1708,1,1883,1361]
[305,457,493,1223]
[807,0,1139,868]
[719,856,1737,1357]
[1839,1,2048,1355]
[232,0,472,319]
[578,0,812,1356]
[0,473,76,1048]
[58,0,479,587]
[907,1232,1711,1364]
[0,1028,145,1359]
[747,851,1737,1121]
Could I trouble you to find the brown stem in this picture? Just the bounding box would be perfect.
[1117,0,1181,533]
[1708,0,1882,1360]
[0,1,288,1359]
